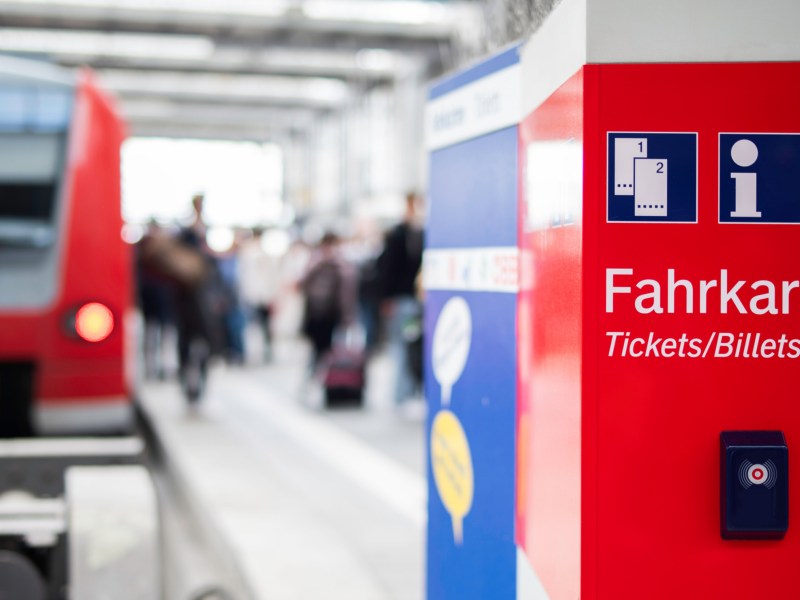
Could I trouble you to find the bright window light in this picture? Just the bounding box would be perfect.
[121,223,146,245]
[122,137,284,228]
[206,227,235,253]
[261,228,291,257]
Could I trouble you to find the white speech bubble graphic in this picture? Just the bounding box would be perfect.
[432,296,472,406]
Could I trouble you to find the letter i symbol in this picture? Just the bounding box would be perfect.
[730,139,760,218]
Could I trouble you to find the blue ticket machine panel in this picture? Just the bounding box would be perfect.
[721,431,788,540]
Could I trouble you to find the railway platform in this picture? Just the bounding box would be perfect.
[139,337,426,600]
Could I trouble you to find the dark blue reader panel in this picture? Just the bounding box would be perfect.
[720,430,788,540]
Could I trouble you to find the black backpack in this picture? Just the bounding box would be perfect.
[303,259,342,319]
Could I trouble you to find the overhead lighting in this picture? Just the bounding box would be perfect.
[302,0,447,25]
[260,47,404,74]
[0,0,290,18]
[99,70,348,105]
[203,46,406,76]
[159,0,290,17]
[0,28,215,61]
[118,98,319,128]
[355,49,398,72]
[258,48,358,72]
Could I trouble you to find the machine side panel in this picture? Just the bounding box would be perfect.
[516,68,584,600]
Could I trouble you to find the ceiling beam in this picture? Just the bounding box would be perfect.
[0,1,482,140]
[127,121,280,142]
[0,1,474,43]
[96,68,349,109]
[0,32,416,84]
[119,97,319,134]
[51,49,400,83]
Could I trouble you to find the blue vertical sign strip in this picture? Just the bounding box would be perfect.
[425,47,519,600]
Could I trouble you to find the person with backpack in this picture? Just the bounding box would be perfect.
[300,232,356,372]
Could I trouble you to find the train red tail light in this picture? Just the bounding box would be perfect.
[74,302,114,343]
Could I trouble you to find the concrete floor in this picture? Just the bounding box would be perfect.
[140,336,427,600]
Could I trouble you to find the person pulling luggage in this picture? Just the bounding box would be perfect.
[299,232,357,373]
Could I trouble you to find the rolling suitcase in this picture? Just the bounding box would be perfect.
[322,327,365,407]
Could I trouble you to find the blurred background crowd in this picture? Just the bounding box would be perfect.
[135,190,424,412]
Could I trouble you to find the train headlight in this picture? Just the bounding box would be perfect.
[74,302,114,343]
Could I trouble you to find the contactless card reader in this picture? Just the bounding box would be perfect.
[721,431,788,540]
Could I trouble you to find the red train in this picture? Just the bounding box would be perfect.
[0,57,134,436]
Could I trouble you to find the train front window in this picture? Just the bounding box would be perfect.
[0,85,71,249]
[0,133,65,248]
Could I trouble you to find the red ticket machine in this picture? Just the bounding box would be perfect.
[516,1,800,598]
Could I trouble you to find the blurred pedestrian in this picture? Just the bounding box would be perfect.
[172,193,225,402]
[215,232,246,365]
[357,255,381,352]
[377,192,424,406]
[135,220,175,380]
[299,232,356,372]
[348,224,384,355]
[239,227,283,362]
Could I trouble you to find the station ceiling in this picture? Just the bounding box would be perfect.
[0,0,482,140]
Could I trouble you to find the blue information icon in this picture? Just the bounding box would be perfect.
[607,132,697,223]
[719,133,800,224]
